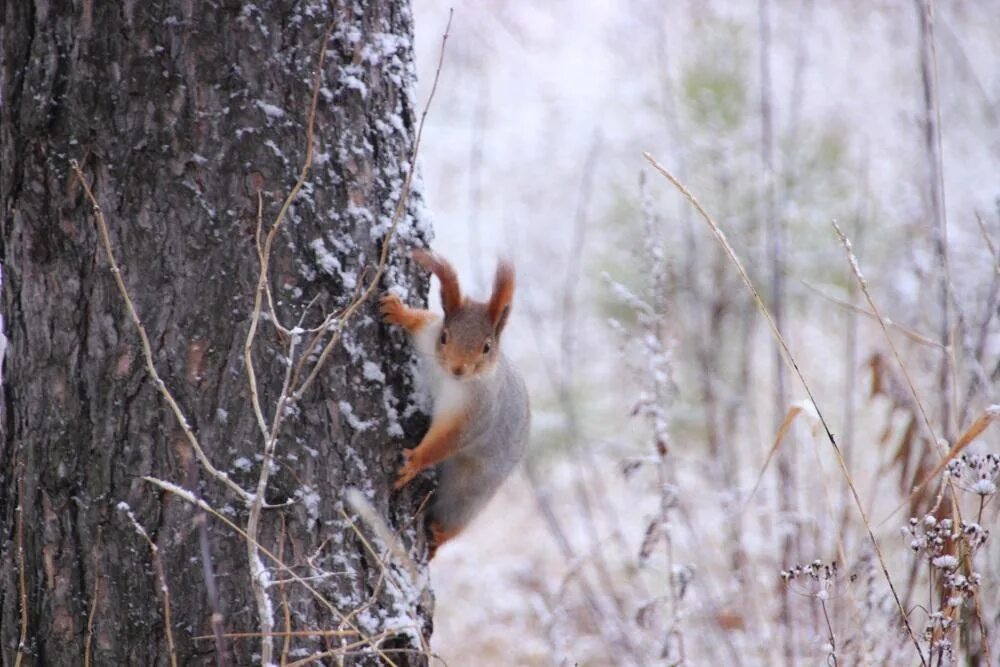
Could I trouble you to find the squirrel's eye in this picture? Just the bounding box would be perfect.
[483,340,492,355]
[439,330,448,345]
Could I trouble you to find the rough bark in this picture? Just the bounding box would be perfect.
[1,1,434,665]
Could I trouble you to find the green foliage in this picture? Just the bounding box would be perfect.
[592,185,645,326]
[681,20,750,133]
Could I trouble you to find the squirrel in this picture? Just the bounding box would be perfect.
[381,248,530,558]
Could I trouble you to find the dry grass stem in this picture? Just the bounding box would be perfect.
[643,152,927,665]
[801,281,943,349]
[154,555,179,667]
[831,222,940,444]
[898,407,1000,515]
[833,217,993,660]
[803,420,873,666]
[743,404,803,511]
[975,212,1000,279]
[831,221,970,533]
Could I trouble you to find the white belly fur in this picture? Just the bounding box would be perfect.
[410,317,530,532]
[412,318,471,419]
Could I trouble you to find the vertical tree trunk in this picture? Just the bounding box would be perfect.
[916,0,953,444]
[1,2,433,665]
[757,1,794,665]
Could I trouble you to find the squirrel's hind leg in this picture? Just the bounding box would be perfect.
[428,520,460,560]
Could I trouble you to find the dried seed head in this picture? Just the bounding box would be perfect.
[946,453,1000,496]
[780,559,838,600]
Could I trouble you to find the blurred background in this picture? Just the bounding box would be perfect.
[411,1,1000,664]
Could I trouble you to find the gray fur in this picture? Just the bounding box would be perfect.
[428,354,530,533]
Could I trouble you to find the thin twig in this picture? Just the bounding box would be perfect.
[190,462,229,667]
[643,153,927,666]
[801,281,943,348]
[194,630,359,640]
[69,160,251,503]
[821,599,838,667]
[242,23,336,667]
[245,325,298,666]
[336,489,437,657]
[831,223,974,527]
[344,489,421,582]
[142,476,397,666]
[917,0,954,442]
[282,632,395,667]
[14,474,28,667]
[742,404,803,512]
[119,503,178,667]
[84,563,101,667]
[292,8,453,402]
[282,635,448,667]
[975,212,1000,279]
[277,515,292,667]
[832,223,939,446]
[834,220,987,658]
[245,16,333,441]
[336,507,423,647]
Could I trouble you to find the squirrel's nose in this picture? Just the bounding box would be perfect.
[452,366,465,377]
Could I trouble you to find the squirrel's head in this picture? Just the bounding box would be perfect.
[412,248,514,380]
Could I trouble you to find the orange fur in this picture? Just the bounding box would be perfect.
[412,248,462,315]
[394,411,467,489]
[428,520,459,559]
[380,294,434,333]
[385,247,528,558]
[487,260,515,332]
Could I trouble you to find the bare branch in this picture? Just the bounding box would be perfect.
[292,9,454,402]
[142,476,397,666]
[69,161,252,504]
[118,503,178,667]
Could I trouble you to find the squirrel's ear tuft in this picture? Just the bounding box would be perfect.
[412,248,462,315]
[488,259,515,336]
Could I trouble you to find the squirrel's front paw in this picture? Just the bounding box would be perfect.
[394,449,422,489]
[380,293,406,326]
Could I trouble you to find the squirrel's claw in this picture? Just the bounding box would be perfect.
[380,293,405,326]
[394,449,421,489]
[381,292,435,333]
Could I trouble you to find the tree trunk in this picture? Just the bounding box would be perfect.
[1,2,434,665]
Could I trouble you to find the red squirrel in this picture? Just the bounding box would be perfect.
[381,248,530,558]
